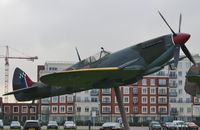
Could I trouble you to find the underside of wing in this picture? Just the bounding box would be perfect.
[40,67,144,89]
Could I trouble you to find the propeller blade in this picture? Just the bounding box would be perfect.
[179,13,182,33]
[158,11,176,36]
[181,44,196,64]
[174,45,181,68]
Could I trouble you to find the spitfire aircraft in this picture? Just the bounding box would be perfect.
[185,63,200,97]
[4,12,195,130]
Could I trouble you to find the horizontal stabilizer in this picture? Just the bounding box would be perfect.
[4,86,37,96]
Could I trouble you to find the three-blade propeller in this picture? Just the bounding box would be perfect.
[158,11,195,68]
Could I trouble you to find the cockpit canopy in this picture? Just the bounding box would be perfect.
[83,50,111,64]
[67,49,111,70]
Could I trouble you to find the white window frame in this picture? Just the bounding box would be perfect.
[102,106,111,113]
[150,87,156,95]
[123,86,129,94]
[150,106,156,113]
[150,96,156,104]
[52,105,58,113]
[21,106,28,113]
[59,105,65,113]
[13,106,19,113]
[142,87,147,95]
[142,96,148,104]
[52,96,58,103]
[67,106,73,113]
[142,106,148,113]
[123,96,129,103]
[60,95,66,103]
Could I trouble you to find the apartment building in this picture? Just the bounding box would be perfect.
[99,76,169,123]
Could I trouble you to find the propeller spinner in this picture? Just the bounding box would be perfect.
[158,11,195,68]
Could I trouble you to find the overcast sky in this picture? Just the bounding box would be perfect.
[0,0,200,100]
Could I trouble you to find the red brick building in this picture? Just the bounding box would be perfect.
[99,76,169,123]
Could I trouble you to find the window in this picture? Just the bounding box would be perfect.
[150,106,156,113]
[102,106,111,113]
[84,97,89,102]
[30,106,36,113]
[123,96,129,103]
[125,106,129,113]
[178,71,182,77]
[102,96,111,103]
[85,107,89,112]
[21,106,28,113]
[59,106,65,113]
[91,97,98,102]
[52,106,58,113]
[123,86,129,94]
[67,96,73,103]
[4,106,10,113]
[13,106,19,113]
[133,97,138,104]
[142,96,148,104]
[76,96,81,102]
[142,79,147,85]
[67,106,73,113]
[178,89,182,94]
[158,107,167,113]
[52,96,58,103]
[13,116,19,121]
[150,96,156,104]
[158,79,167,85]
[187,107,191,113]
[158,97,167,104]
[102,89,111,94]
[142,106,148,113]
[180,107,184,113]
[60,96,66,103]
[150,79,155,86]
[178,80,183,86]
[158,88,167,95]
[133,107,138,113]
[133,87,138,94]
[77,107,81,112]
[150,88,156,95]
[142,87,147,94]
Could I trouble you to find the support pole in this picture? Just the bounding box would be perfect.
[114,87,130,130]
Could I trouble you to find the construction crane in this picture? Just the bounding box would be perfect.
[0,45,38,103]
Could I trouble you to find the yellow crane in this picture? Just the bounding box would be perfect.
[0,45,38,102]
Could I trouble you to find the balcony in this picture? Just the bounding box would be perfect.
[169,92,177,97]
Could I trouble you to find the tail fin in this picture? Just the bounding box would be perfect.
[13,67,33,90]
[8,67,36,101]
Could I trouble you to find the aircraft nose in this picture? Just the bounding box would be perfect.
[173,33,190,45]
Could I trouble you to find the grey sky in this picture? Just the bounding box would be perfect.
[0,0,200,98]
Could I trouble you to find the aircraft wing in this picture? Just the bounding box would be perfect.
[40,67,144,88]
